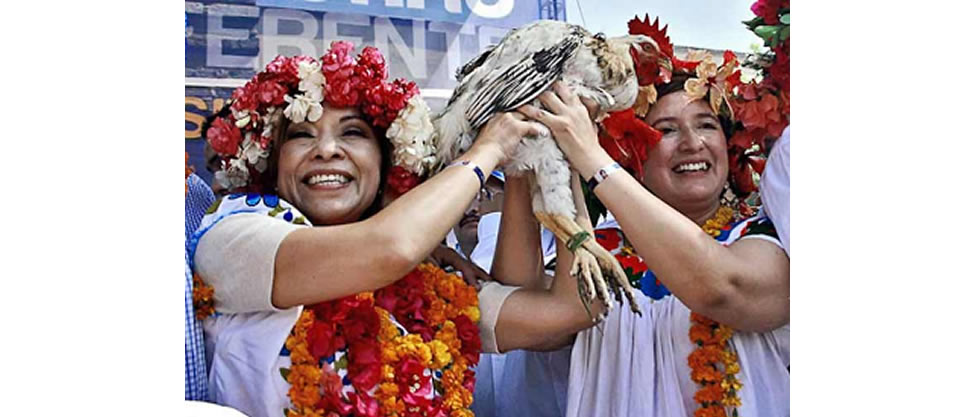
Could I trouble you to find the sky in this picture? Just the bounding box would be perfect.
[564,0,761,53]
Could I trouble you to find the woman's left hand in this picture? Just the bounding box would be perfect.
[428,244,492,289]
[517,81,613,179]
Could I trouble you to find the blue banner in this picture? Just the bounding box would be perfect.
[256,0,539,29]
[186,0,564,187]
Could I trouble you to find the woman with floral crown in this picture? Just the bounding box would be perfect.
[482,14,790,417]
[189,41,537,417]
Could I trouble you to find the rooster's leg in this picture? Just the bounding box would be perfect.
[547,213,615,313]
[550,213,643,316]
[534,211,596,303]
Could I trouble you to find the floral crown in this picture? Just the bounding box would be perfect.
[206,41,438,195]
[598,15,743,178]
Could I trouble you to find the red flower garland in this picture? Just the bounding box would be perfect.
[284,264,479,417]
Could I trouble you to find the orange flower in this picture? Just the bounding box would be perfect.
[688,345,723,369]
[691,365,723,383]
[693,405,728,417]
[713,325,734,343]
[693,382,724,404]
[690,312,717,326]
[287,364,322,406]
[192,274,216,320]
[689,207,741,417]
[689,324,715,345]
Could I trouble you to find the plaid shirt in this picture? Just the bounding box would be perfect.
[185,174,215,401]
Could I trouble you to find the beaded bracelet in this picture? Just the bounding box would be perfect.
[446,160,486,188]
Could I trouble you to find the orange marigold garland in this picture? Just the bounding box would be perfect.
[283,263,479,417]
[690,207,741,417]
[191,273,215,320]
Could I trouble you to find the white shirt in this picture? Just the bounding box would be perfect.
[761,126,790,256]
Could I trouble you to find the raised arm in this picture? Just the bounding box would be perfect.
[490,174,546,288]
[492,174,605,352]
[272,113,536,308]
[518,82,789,332]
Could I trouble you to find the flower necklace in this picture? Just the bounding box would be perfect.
[690,205,741,417]
[191,273,215,320]
[283,263,480,417]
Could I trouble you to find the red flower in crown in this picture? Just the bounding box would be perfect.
[262,55,302,85]
[751,0,787,25]
[598,109,662,176]
[357,46,389,84]
[209,41,435,195]
[207,117,242,155]
[322,41,357,73]
[365,79,419,128]
[387,165,421,195]
[230,82,259,114]
[256,80,288,106]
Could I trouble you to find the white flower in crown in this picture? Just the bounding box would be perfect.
[387,95,438,176]
[261,111,277,139]
[297,60,325,102]
[233,109,252,128]
[283,93,323,124]
[241,133,271,172]
[215,157,250,189]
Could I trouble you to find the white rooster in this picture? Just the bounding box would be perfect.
[433,20,666,315]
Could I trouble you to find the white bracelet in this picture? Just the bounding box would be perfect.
[587,162,623,190]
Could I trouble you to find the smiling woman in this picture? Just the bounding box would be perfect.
[275,106,385,226]
[188,41,533,417]
[475,14,789,417]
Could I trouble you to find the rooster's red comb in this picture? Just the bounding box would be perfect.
[628,14,674,60]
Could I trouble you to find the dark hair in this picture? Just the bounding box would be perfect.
[652,72,735,139]
[201,104,393,221]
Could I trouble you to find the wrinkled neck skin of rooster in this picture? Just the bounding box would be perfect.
[640,92,729,226]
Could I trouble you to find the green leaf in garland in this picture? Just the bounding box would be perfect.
[755,25,779,41]
[334,355,348,370]
[279,367,291,381]
[780,13,790,25]
[780,25,790,42]
[205,198,222,215]
[743,15,764,29]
